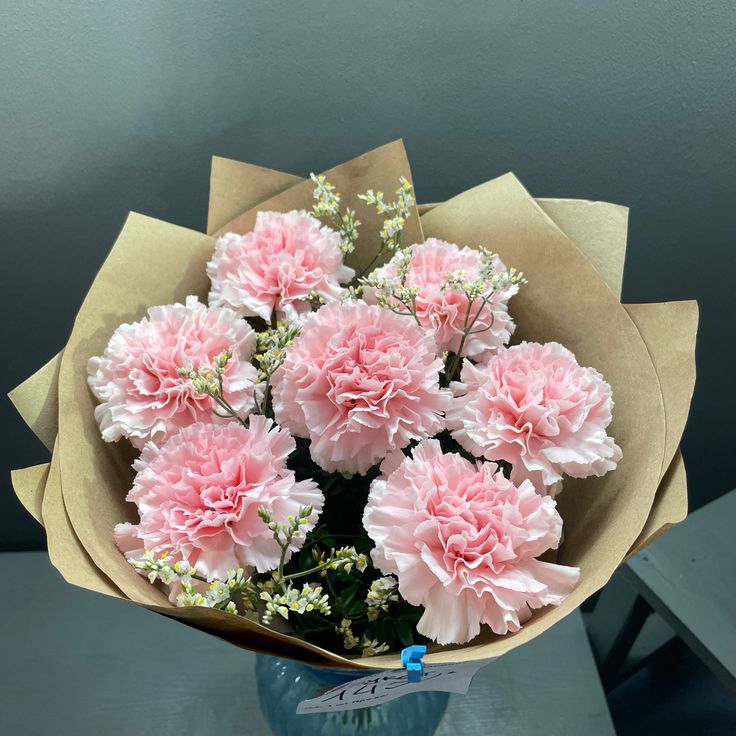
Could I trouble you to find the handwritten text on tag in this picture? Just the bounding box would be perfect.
[296,660,491,714]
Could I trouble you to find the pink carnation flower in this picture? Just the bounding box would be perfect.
[207,211,355,322]
[88,296,258,449]
[364,239,517,359]
[363,440,580,644]
[447,341,622,491]
[271,301,449,475]
[114,416,323,580]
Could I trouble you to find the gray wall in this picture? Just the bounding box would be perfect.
[2,1,734,549]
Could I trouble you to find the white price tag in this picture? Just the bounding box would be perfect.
[296,659,492,714]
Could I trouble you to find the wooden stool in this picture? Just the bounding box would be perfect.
[597,490,736,692]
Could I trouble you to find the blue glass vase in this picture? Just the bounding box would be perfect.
[255,654,450,736]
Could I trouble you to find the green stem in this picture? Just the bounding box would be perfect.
[468,311,496,335]
[276,538,290,594]
[445,295,495,382]
[445,298,474,381]
[357,243,386,279]
[464,295,492,334]
[323,572,338,602]
[386,303,420,326]
[410,295,421,326]
[394,296,421,326]
[282,559,345,582]
[261,374,273,417]
[213,395,248,427]
[302,612,340,632]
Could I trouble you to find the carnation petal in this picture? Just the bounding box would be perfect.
[416,585,485,646]
[449,341,621,494]
[88,297,257,448]
[207,211,354,322]
[116,420,323,582]
[272,301,449,475]
[364,440,579,644]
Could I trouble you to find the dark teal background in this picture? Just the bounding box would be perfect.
[2,1,734,549]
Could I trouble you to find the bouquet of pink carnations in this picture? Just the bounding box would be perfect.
[10,141,697,669]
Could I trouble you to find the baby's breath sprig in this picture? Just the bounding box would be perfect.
[442,249,528,381]
[129,549,184,585]
[356,177,415,277]
[260,582,331,625]
[309,545,370,577]
[128,551,260,615]
[258,506,369,590]
[339,285,364,302]
[359,247,421,325]
[177,351,248,426]
[258,505,315,593]
[130,501,391,648]
[335,618,361,650]
[360,637,391,657]
[255,506,368,627]
[310,173,361,255]
[253,320,301,416]
[296,292,327,310]
[365,576,400,621]
[128,509,374,636]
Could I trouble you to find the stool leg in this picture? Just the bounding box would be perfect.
[601,594,652,691]
[581,590,602,613]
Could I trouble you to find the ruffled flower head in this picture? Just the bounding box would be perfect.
[447,341,622,491]
[88,296,258,449]
[364,238,517,359]
[271,300,449,475]
[363,439,580,644]
[114,416,323,581]
[207,210,355,322]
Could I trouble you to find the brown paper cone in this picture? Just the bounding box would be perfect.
[7,144,697,669]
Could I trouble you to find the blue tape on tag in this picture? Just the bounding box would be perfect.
[400,645,427,683]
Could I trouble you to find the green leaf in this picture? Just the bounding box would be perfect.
[395,619,414,647]
[339,580,360,603]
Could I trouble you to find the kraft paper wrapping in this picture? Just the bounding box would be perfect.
[207,157,301,235]
[623,301,699,482]
[535,198,629,299]
[8,352,61,452]
[8,142,697,669]
[42,441,123,598]
[419,198,629,300]
[627,450,688,559]
[9,463,47,525]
